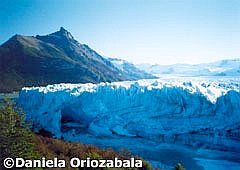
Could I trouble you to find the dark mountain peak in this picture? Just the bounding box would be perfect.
[34,27,80,50]
[59,26,67,32]
[49,27,74,40]
[34,27,80,53]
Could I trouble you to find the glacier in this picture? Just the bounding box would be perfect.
[18,78,240,169]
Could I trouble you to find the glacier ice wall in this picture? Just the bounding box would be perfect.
[18,79,240,151]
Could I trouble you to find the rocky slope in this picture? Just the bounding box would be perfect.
[108,58,155,80]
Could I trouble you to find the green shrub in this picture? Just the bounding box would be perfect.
[174,163,186,170]
[0,98,41,169]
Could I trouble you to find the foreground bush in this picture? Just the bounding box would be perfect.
[174,163,186,170]
[34,135,154,170]
[0,98,41,169]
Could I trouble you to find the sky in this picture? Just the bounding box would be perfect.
[0,0,240,65]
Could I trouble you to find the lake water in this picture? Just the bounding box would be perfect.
[63,133,240,170]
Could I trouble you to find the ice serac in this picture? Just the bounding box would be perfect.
[18,78,240,152]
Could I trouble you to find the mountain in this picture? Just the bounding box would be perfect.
[137,59,240,77]
[108,58,156,79]
[0,27,154,92]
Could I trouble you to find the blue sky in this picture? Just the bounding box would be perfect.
[0,0,240,65]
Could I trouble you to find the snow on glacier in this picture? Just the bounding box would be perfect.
[18,78,240,152]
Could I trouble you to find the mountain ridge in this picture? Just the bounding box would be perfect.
[0,27,155,92]
[109,58,155,80]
